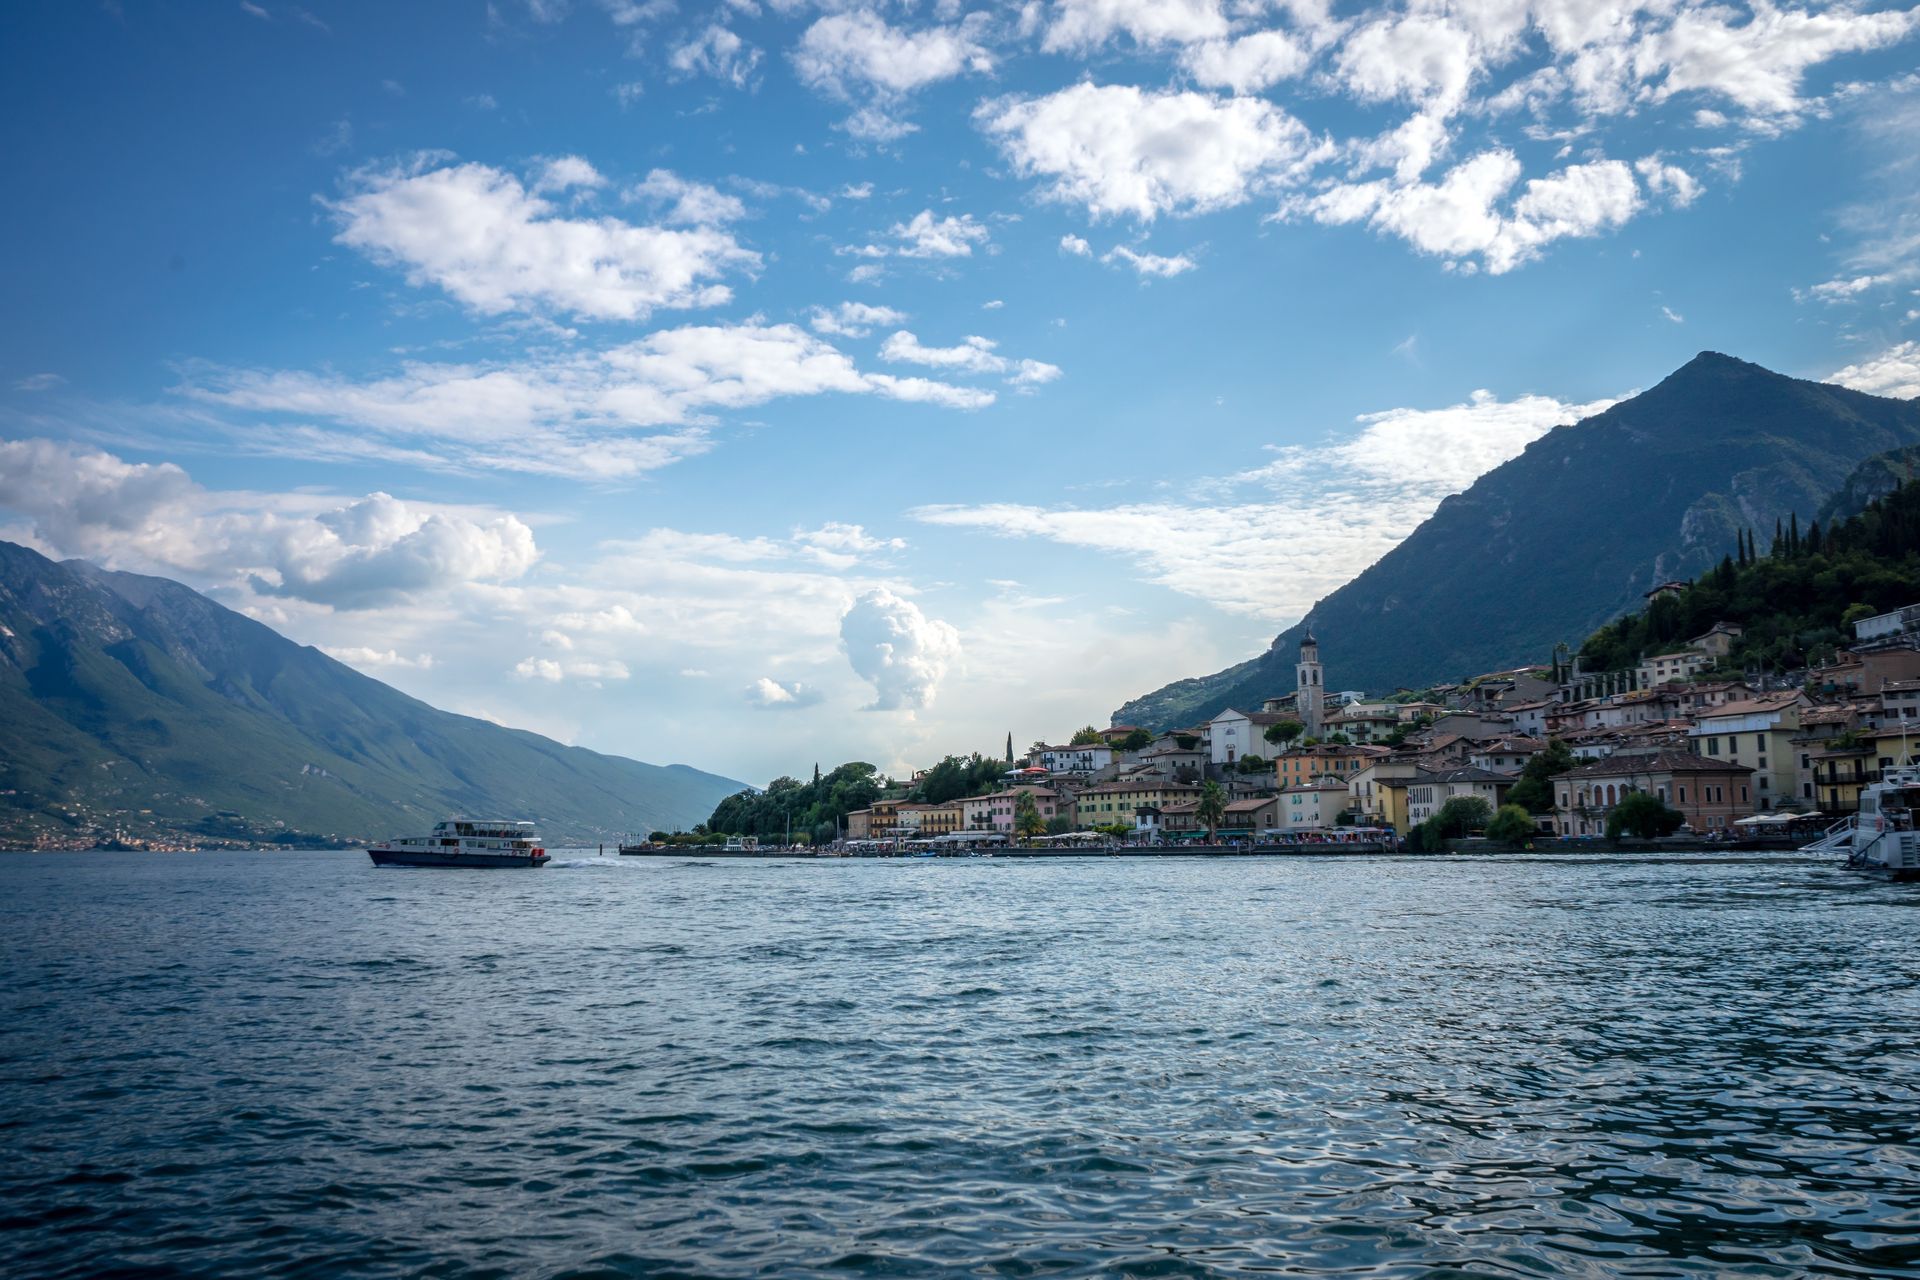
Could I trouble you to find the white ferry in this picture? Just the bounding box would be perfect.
[1808,767,1920,880]
[368,819,549,869]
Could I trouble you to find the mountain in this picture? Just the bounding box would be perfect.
[0,542,743,848]
[1818,444,1920,526]
[1114,352,1920,730]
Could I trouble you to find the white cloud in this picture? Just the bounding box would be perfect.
[1335,14,1478,116]
[745,676,823,708]
[892,209,990,257]
[879,331,1062,386]
[1180,30,1311,94]
[1297,150,1645,274]
[1043,0,1229,53]
[1661,304,1684,323]
[668,24,763,89]
[1102,245,1197,277]
[1829,341,1920,400]
[181,320,996,478]
[1800,272,1895,303]
[0,438,540,610]
[791,11,990,97]
[913,386,1616,621]
[626,169,749,225]
[14,373,64,392]
[532,155,606,194]
[808,301,908,337]
[840,182,874,199]
[1060,233,1092,256]
[611,80,645,109]
[323,646,436,669]
[329,157,759,321]
[514,656,631,682]
[1644,4,1920,117]
[978,84,1320,221]
[839,588,960,711]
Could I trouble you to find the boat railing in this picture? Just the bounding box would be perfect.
[1798,815,1856,854]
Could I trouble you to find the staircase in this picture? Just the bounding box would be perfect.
[1799,816,1855,854]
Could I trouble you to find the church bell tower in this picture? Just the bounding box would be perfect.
[1295,629,1324,737]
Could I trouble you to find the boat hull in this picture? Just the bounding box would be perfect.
[369,847,549,868]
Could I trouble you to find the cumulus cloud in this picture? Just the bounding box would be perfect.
[532,154,606,194]
[1296,150,1646,274]
[329,157,759,321]
[977,84,1321,220]
[1180,30,1311,94]
[913,386,1617,621]
[1103,245,1197,277]
[1060,233,1093,256]
[668,24,762,89]
[627,169,748,225]
[808,300,908,336]
[1043,0,1229,53]
[792,11,990,98]
[879,331,1063,386]
[180,320,996,478]
[745,676,823,709]
[1829,341,1920,400]
[514,656,631,682]
[839,587,960,711]
[0,438,539,610]
[13,373,65,392]
[892,209,990,257]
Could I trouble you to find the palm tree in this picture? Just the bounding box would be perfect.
[1196,781,1226,843]
[1014,791,1046,840]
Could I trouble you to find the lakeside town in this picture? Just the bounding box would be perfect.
[757,596,1920,852]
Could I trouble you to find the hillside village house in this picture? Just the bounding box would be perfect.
[1274,743,1387,789]
[1221,797,1282,837]
[1320,704,1400,743]
[1074,780,1200,829]
[1468,737,1545,773]
[1034,743,1114,774]
[966,786,1072,834]
[1687,692,1809,811]
[1637,650,1712,689]
[1406,767,1512,826]
[1554,751,1754,835]
[1347,758,1424,832]
[1282,780,1350,830]
[1205,708,1296,766]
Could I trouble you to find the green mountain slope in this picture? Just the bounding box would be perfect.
[0,542,742,847]
[1114,353,1920,729]
[1579,475,1920,673]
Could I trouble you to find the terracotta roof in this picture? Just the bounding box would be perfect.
[1224,798,1277,813]
[1561,750,1755,779]
[1693,694,1804,719]
[1422,766,1512,784]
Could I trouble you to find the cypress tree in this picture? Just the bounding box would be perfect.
[1789,512,1801,556]
[1807,520,1823,555]
[1005,732,1013,764]
[1774,517,1784,558]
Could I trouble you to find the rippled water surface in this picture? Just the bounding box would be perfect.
[3,850,1918,1278]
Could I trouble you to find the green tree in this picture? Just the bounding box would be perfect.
[1485,804,1537,844]
[1263,719,1306,750]
[1069,725,1105,745]
[1235,753,1269,775]
[1044,815,1074,836]
[1196,781,1226,842]
[1119,727,1154,752]
[1606,791,1685,840]
[1014,791,1046,838]
[1413,796,1493,851]
[1507,739,1577,813]
[1096,822,1133,839]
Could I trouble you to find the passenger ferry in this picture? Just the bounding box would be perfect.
[368,819,549,868]
[1826,767,1920,880]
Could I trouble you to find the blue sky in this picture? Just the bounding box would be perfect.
[4,0,1919,786]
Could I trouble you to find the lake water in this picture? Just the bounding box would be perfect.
[2,849,1917,1278]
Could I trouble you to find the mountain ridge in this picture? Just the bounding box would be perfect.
[1113,352,1920,729]
[0,541,742,848]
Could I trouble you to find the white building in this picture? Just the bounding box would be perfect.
[1037,744,1114,774]
[1282,780,1349,829]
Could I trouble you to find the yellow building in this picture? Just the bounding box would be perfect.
[1688,693,1808,811]
[1347,761,1419,833]
[1275,743,1388,790]
[1073,780,1200,829]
